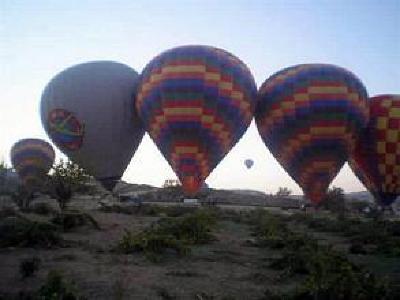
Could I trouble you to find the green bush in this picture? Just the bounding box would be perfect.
[252,209,396,299]
[36,270,86,300]
[20,257,41,279]
[47,159,90,211]
[116,209,216,261]
[0,217,61,248]
[118,229,189,262]
[51,211,100,231]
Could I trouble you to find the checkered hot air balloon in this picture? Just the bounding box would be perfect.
[349,95,400,206]
[136,45,257,196]
[255,64,369,204]
[10,138,55,191]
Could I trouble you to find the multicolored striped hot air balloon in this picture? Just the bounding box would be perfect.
[349,95,400,206]
[255,64,369,204]
[41,61,144,191]
[10,138,55,191]
[136,45,257,196]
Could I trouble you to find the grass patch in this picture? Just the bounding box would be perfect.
[290,213,400,257]
[51,211,100,231]
[251,210,396,299]
[116,209,217,261]
[0,216,61,248]
[19,257,41,279]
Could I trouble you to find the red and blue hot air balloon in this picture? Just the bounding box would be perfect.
[10,138,55,191]
[349,95,400,206]
[255,64,369,204]
[136,45,257,196]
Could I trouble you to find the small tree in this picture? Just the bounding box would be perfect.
[276,187,292,197]
[47,159,89,211]
[0,161,7,194]
[320,186,346,217]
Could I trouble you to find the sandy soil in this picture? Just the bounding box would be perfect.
[0,197,399,299]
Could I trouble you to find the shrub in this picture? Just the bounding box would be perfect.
[36,270,86,300]
[117,229,189,262]
[47,159,90,211]
[51,211,100,231]
[20,257,41,279]
[29,202,58,215]
[116,209,216,261]
[0,216,61,248]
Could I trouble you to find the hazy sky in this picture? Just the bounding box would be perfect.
[1,0,399,194]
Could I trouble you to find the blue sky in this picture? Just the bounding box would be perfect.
[1,0,399,194]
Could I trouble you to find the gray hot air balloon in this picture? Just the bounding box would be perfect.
[40,61,144,191]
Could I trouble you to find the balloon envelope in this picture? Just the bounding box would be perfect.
[255,64,369,204]
[10,138,55,191]
[41,61,144,191]
[136,45,257,196]
[244,159,254,169]
[349,95,400,206]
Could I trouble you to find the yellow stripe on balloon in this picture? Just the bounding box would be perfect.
[175,146,199,155]
[377,117,388,130]
[281,101,295,109]
[294,93,309,102]
[164,107,203,116]
[162,65,206,74]
[389,108,400,118]
[377,141,386,153]
[386,130,398,143]
[307,86,348,94]
[310,126,346,135]
[231,91,244,101]
[385,154,396,165]
[219,81,233,91]
[204,72,221,81]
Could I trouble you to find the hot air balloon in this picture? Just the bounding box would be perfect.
[349,95,399,206]
[136,45,257,196]
[244,159,254,169]
[255,64,369,204]
[41,61,144,191]
[10,138,55,191]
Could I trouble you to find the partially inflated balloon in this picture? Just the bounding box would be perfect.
[256,64,369,204]
[244,159,254,169]
[41,61,144,191]
[10,138,55,191]
[349,95,400,206]
[136,45,257,195]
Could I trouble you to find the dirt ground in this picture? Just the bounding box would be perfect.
[0,198,399,299]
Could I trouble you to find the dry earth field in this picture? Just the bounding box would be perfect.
[0,194,400,299]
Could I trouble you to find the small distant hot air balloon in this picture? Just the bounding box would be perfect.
[10,138,55,191]
[349,95,400,206]
[136,45,257,196]
[244,159,254,169]
[40,61,144,191]
[256,64,369,204]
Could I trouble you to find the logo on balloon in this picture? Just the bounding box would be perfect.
[48,109,84,151]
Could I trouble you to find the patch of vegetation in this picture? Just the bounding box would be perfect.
[29,202,58,215]
[290,213,400,257]
[51,211,100,231]
[0,216,61,248]
[20,257,41,279]
[252,210,396,299]
[36,270,86,300]
[116,209,217,261]
[156,287,177,300]
[47,159,90,211]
